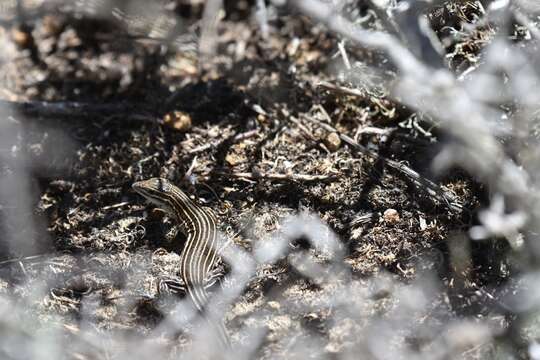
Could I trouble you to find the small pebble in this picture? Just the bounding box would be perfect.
[268,301,280,310]
[11,26,32,48]
[163,111,192,132]
[383,208,400,225]
[324,132,341,151]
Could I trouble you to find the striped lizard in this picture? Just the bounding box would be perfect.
[132,177,230,348]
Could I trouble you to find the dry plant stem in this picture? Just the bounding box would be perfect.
[220,171,336,183]
[0,254,47,267]
[188,129,259,154]
[317,80,366,98]
[199,0,223,57]
[0,99,154,121]
[288,116,318,142]
[349,212,376,227]
[288,116,331,153]
[301,115,463,213]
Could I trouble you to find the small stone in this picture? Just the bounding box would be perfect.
[225,152,245,166]
[257,114,267,124]
[419,216,427,230]
[11,26,32,48]
[267,301,280,310]
[383,208,400,225]
[324,132,341,152]
[163,111,192,132]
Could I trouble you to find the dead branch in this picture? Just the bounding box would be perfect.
[317,80,366,98]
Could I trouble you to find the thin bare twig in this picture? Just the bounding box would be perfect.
[0,253,49,267]
[317,81,365,98]
[199,0,223,57]
[219,170,337,183]
[189,129,259,154]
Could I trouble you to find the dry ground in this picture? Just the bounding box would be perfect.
[0,1,513,358]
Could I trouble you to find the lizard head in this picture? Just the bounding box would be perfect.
[132,177,176,214]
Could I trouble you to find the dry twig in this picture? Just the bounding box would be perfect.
[317,80,365,98]
[219,170,337,183]
[188,129,259,154]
